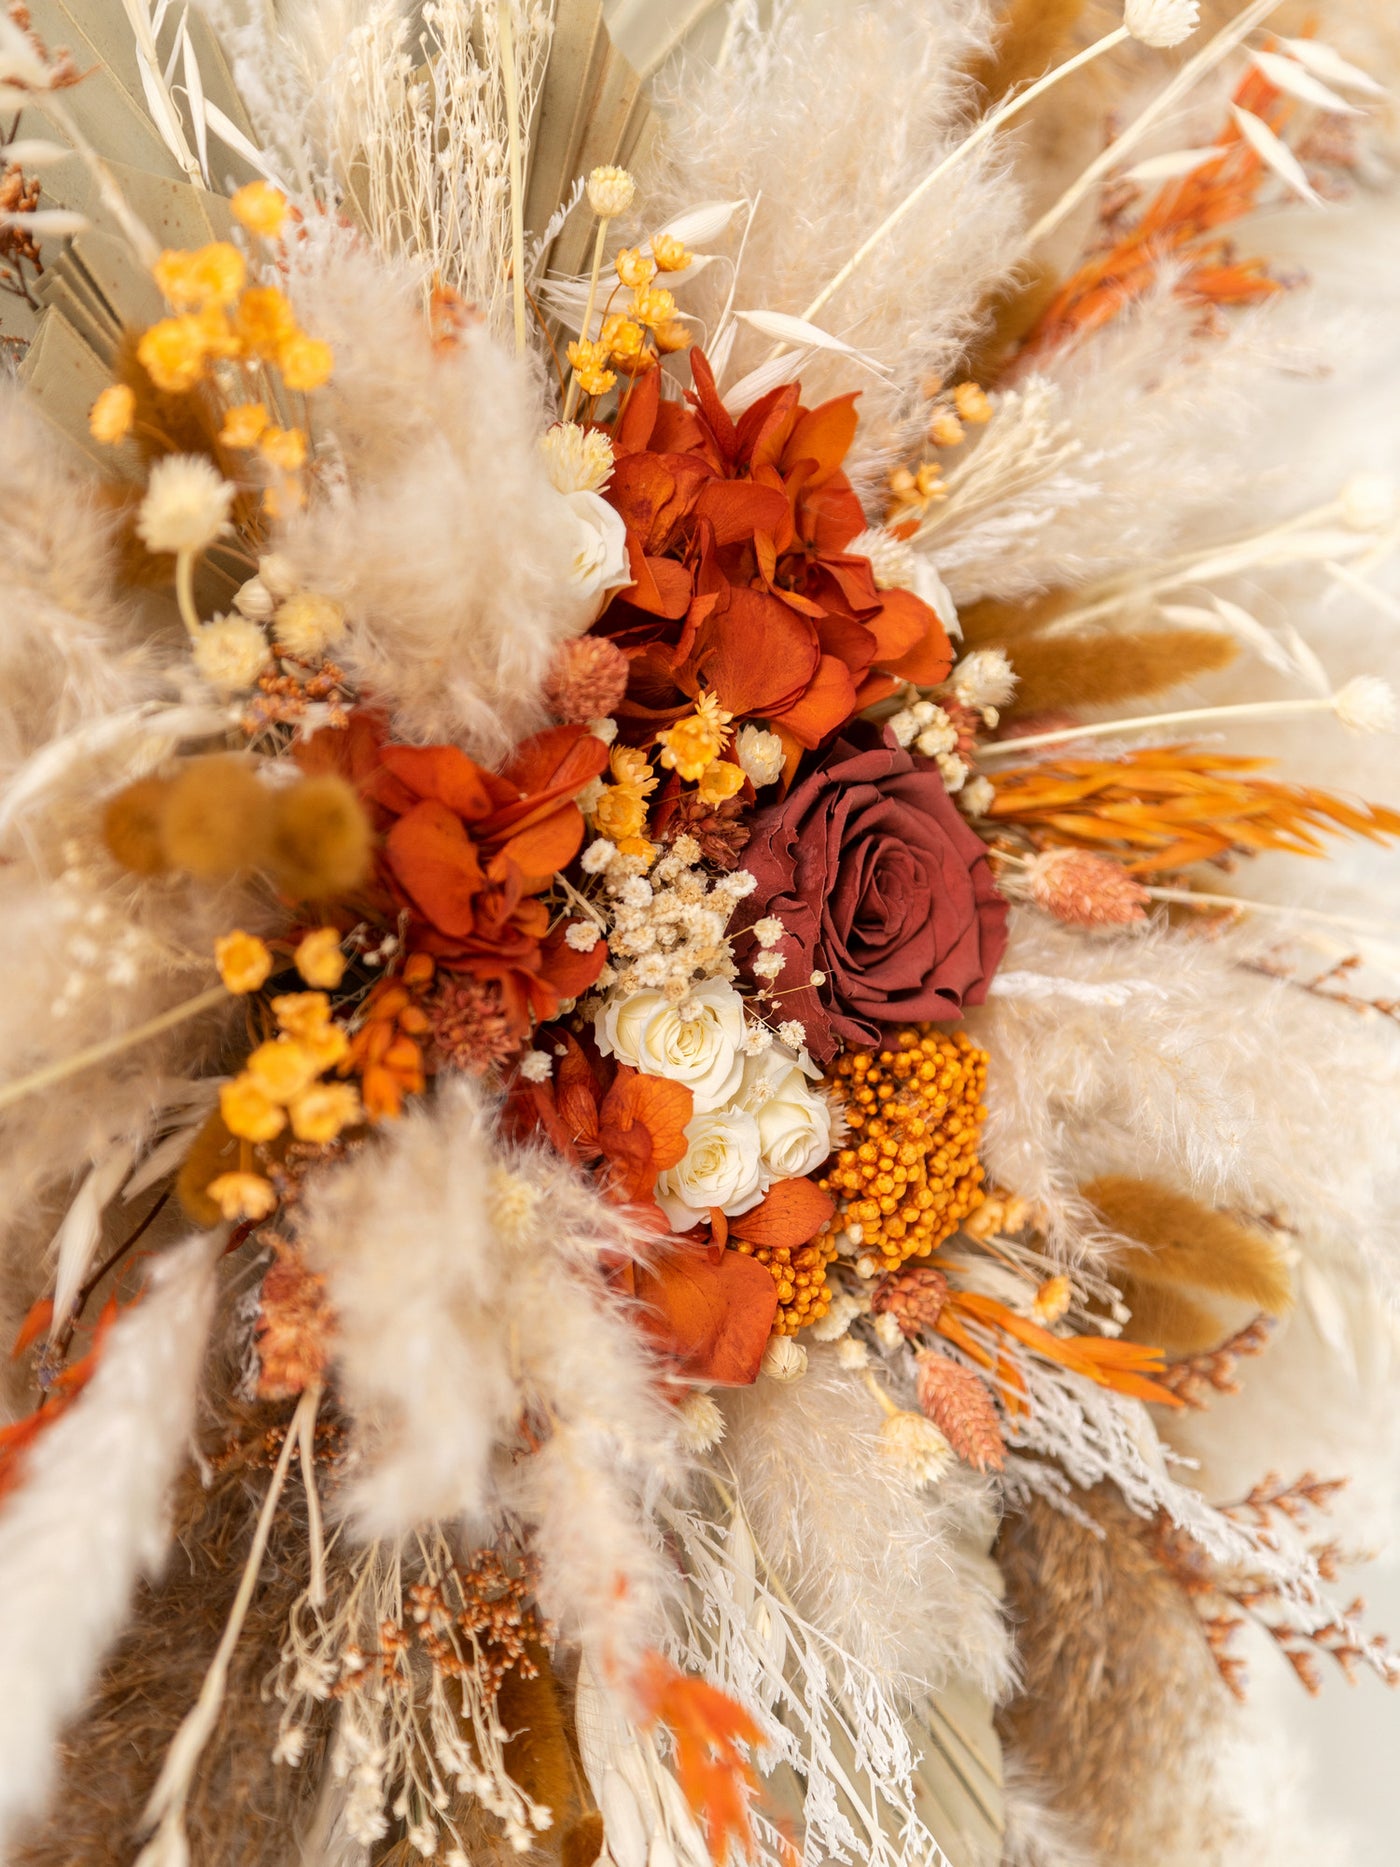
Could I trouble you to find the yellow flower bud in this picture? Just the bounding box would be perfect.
[277,332,334,391]
[89,384,134,445]
[245,1037,322,1104]
[614,246,656,289]
[220,401,270,448]
[649,233,691,273]
[230,180,288,239]
[206,1171,278,1222]
[295,926,347,989]
[696,758,746,804]
[289,1081,362,1143]
[215,930,273,995]
[220,1075,287,1143]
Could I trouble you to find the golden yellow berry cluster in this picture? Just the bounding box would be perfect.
[816,1027,989,1277]
[732,1235,840,1337]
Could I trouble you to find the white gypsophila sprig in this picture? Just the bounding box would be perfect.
[1124,0,1201,50]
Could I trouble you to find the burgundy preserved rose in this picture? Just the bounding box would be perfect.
[736,732,1007,1060]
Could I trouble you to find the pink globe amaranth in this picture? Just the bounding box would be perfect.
[734,729,1007,1061]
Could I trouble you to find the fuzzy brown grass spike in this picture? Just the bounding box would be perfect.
[957,588,1075,649]
[962,261,1064,387]
[1113,1275,1238,1356]
[997,1486,1241,1860]
[13,1402,336,1867]
[967,0,1090,102]
[1005,627,1238,715]
[1085,1176,1294,1320]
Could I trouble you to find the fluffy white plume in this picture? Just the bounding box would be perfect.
[277,239,594,759]
[717,1346,1009,1703]
[301,1078,681,1670]
[647,0,1023,480]
[0,1233,220,1850]
[970,909,1400,1299]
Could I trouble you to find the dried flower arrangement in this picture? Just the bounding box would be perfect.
[1,2,1399,1865]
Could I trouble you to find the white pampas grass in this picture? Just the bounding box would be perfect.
[0,1232,221,1851]
[648,0,1024,478]
[300,1077,681,1671]
[277,239,595,759]
[970,909,1400,1300]
[717,1345,1009,1703]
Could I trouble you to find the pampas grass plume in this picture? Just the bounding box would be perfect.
[0,1234,221,1851]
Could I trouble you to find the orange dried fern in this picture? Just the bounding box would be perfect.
[986,745,1400,873]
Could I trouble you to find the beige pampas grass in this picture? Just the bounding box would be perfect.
[0,1235,221,1855]
[276,240,596,761]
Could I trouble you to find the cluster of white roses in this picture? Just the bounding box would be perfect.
[596,977,833,1231]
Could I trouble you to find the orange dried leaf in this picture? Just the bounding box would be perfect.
[636,1654,760,1865]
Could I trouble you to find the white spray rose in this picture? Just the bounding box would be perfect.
[596,977,747,1112]
[656,1107,767,1231]
[558,488,631,622]
[735,1051,833,1181]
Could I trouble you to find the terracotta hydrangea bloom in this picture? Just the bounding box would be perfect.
[299,711,608,1035]
[593,352,953,772]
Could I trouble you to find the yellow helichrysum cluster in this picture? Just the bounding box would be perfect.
[817,1027,989,1277]
[135,207,331,406]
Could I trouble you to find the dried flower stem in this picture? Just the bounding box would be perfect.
[791,28,1133,342]
[1145,885,1400,940]
[498,0,527,358]
[0,986,229,1116]
[174,548,203,640]
[1025,0,1286,249]
[563,217,613,419]
[137,1385,322,1862]
[979,693,1369,759]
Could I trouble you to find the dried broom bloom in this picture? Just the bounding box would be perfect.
[1018,848,1150,928]
[426,975,520,1076]
[101,775,172,875]
[543,636,629,724]
[158,755,275,877]
[870,1266,949,1338]
[914,1351,1005,1473]
[267,775,372,899]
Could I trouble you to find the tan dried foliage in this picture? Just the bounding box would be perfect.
[996,1487,1237,1862]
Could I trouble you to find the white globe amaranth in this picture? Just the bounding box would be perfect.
[1124,0,1200,49]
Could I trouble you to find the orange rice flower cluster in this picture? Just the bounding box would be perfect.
[816,1027,988,1276]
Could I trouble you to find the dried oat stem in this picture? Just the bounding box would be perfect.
[1145,886,1400,940]
[1025,0,1287,250]
[0,986,229,1116]
[137,1385,323,1860]
[979,694,1361,758]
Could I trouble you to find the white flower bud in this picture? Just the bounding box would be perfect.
[760,1336,808,1383]
[1124,0,1200,50]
